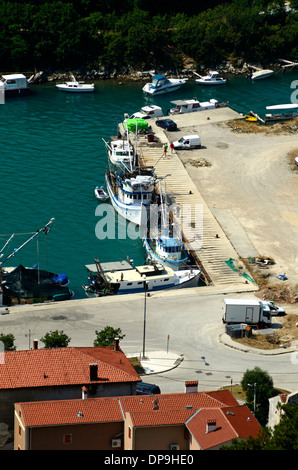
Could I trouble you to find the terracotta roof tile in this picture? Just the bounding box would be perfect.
[19,397,123,426]
[128,409,195,427]
[0,347,140,389]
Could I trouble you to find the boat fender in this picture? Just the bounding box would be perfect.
[144,185,148,190]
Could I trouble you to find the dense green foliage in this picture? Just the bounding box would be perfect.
[93,326,125,347]
[0,0,297,71]
[40,329,71,347]
[241,366,275,426]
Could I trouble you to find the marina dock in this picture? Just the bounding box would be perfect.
[126,107,258,292]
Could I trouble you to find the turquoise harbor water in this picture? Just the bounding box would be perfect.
[0,70,297,298]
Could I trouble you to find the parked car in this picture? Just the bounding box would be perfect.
[156,118,177,131]
[261,300,286,315]
[136,381,161,395]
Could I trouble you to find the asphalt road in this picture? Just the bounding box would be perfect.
[1,287,297,394]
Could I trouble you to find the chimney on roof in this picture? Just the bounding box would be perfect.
[33,339,38,349]
[114,338,120,351]
[206,420,217,434]
[185,380,198,393]
[89,363,98,381]
[82,386,88,400]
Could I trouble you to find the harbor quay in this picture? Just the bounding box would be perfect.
[1,106,298,394]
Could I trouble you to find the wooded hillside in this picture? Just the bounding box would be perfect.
[0,0,297,72]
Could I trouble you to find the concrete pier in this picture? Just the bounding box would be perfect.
[134,107,257,292]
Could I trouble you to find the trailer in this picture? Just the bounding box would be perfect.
[223,298,271,327]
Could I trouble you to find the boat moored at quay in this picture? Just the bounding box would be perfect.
[82,258,201,297]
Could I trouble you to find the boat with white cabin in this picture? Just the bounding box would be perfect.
[103,136,136,168]
[129,105,164,119]
[195,71,227,85]
[0,74,30,97]
[82,258,201,297]
[142,74,188,95]
[105,167,157,226]
[168,98,227,115]
[56,81,94,92]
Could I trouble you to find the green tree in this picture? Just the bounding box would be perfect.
[0,333,16,351]
[94,326,125,347]
[241,367,275,426]
[40,330,71,348]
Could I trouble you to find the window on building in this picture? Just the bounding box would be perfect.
[63,434,72,444]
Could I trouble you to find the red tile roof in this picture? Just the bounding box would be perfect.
[0,347,140,389]
[186,405,260,449]
[18,397,124,426]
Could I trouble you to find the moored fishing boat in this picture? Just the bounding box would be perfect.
[82,258,201,297]
[105,167,157,226]
[0,218,73,306]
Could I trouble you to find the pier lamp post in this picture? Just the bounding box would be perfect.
[142,274,148,359]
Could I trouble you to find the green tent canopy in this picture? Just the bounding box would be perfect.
[124,118,149,133]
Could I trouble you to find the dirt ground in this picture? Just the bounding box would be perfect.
[172,115,298,346]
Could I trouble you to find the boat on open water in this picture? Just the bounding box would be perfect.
[142,74,188,95]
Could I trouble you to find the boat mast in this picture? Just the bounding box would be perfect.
[0,218,55,265]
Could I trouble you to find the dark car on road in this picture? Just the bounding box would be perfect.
[156,118,177,131]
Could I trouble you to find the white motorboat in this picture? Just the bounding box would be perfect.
[105,167,157,226]
[168,98,227,115]
[0,74,30,97]
[56,81,94,92]
[142,74,188,95]
[82,258,201,297]
[94,186,109,201]
[249,69,274,80]
[129,105,164,119]
[195,71,227,85]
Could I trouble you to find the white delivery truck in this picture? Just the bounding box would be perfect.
[173,135,201,150]
[223,298,271,327]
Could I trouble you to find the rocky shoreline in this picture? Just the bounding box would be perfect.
[27,60,281,84]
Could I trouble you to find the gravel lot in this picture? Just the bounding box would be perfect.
[168,113,298,293]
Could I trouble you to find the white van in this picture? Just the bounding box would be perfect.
[173,135,201,149]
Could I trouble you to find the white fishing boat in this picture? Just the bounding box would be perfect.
[105,167,157,226]
[94,186,109,201]
[168,98,227,115]
[0,74,30,97]
[103,137,136,168]
[56,81,94,92]
[249,69,274,80]
[142,74,188,95]
[143,232,189,271]
[82,258,201,297]
[195,71,227,85]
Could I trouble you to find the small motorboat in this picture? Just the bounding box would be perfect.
[195,71,227,85]
[56,81,94,92]
[94,186,109,201]
[248,69,274,80]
